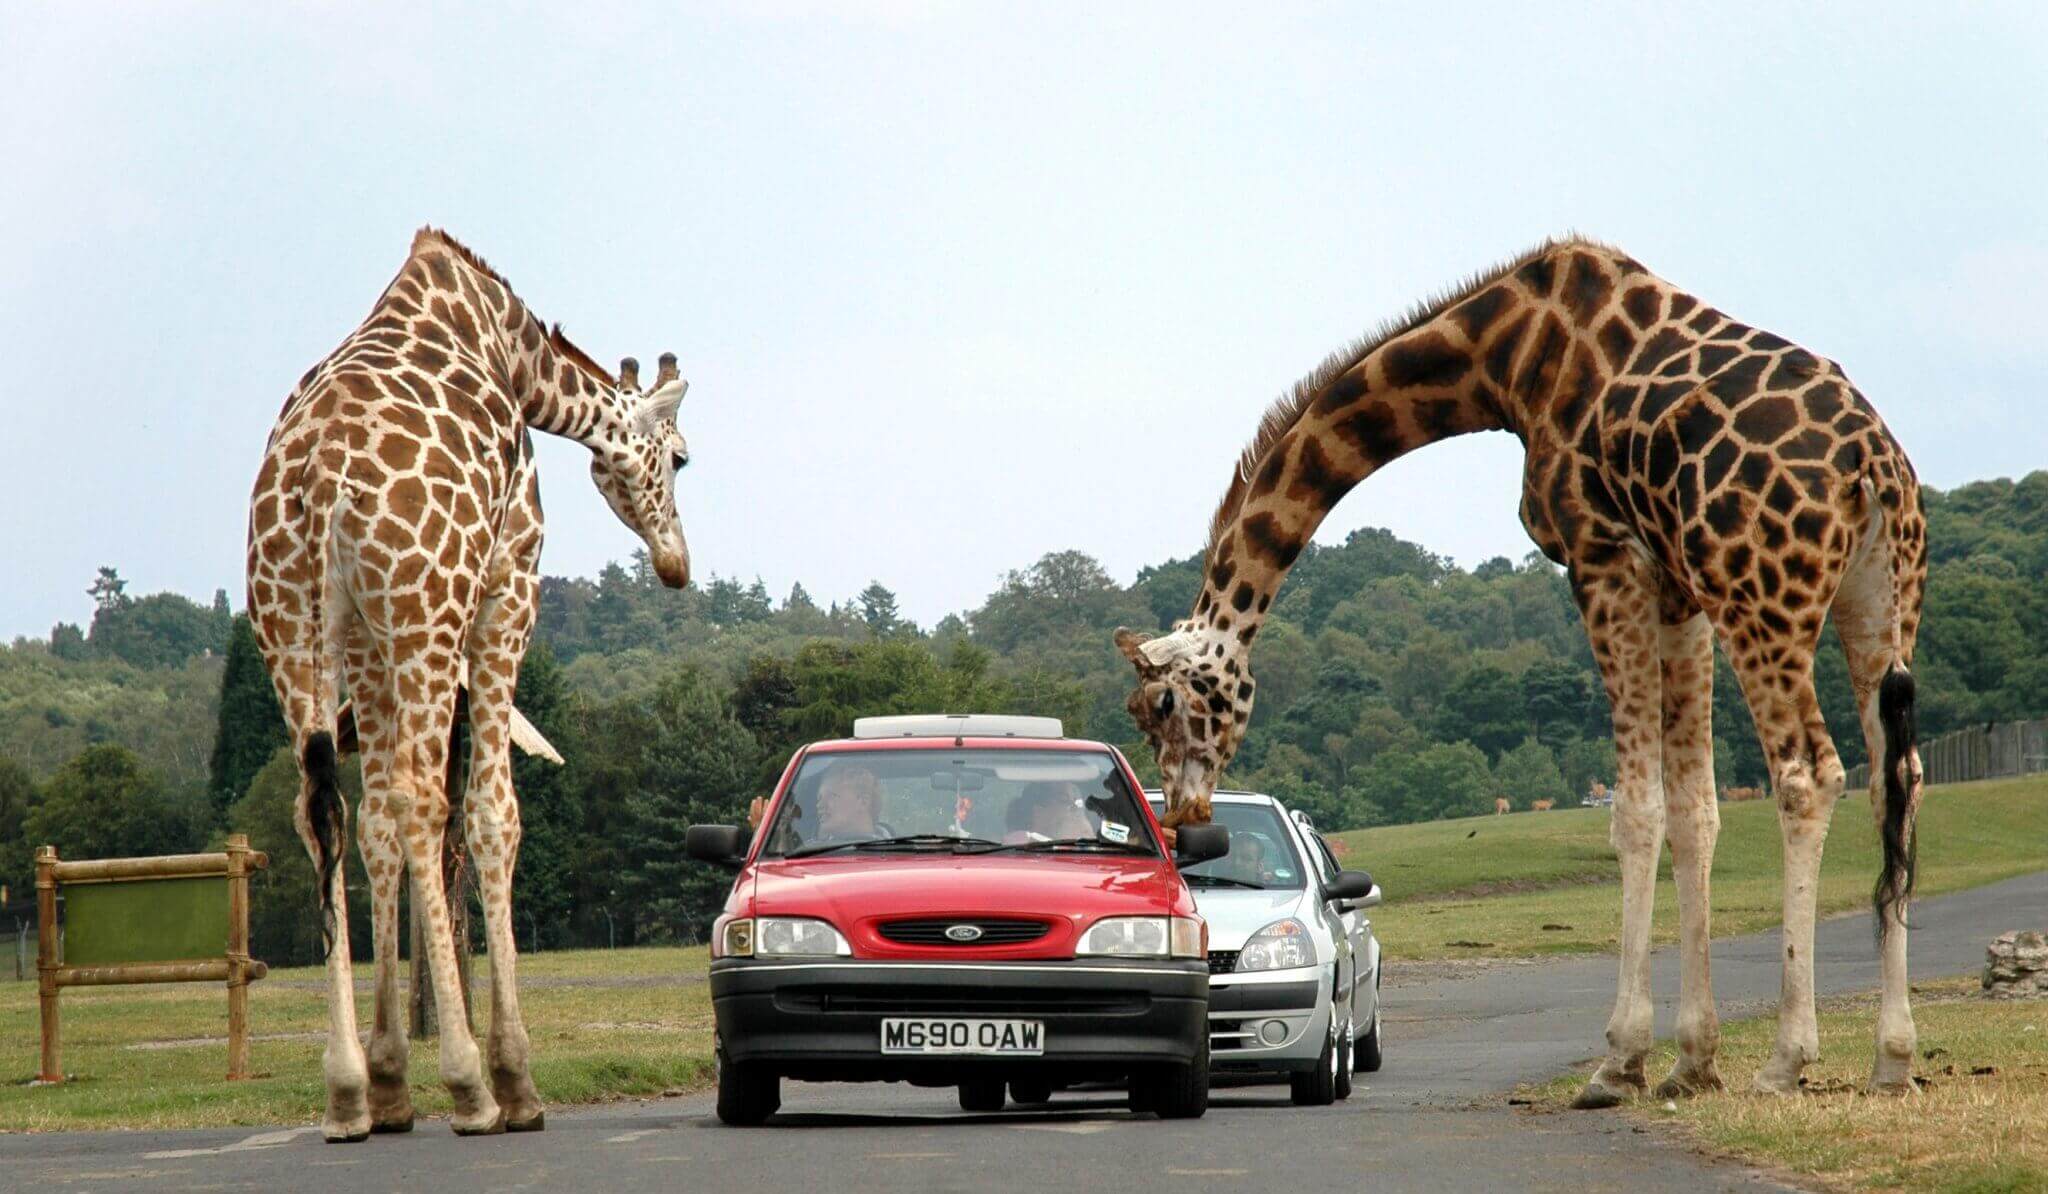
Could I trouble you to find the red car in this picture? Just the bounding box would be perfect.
[686,714,1229,1124]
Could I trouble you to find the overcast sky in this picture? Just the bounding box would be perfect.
[4,3,2044,640]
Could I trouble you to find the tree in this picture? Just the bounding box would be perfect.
[506,644,579,944]
[785,582,817,612]
[89,591,231,668]
[89,567,129,612]
[1558,737,1617,802]
[1432,664,1524,759]
[209,614,286,813]
[1494,737,1569,808]
[0,756,37,898]
[1349,741,1494,824]
[858,582,903,638]
[25,745,210,863]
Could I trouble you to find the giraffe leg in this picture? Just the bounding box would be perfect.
[346,643,412,1132]
[1655,610,1724,1098]
[394,684,503,1136]
[1570,553,1665,1110]
[1835,517,1921,1092]
[1724,628,1844,1095]
[463,598,545,1130]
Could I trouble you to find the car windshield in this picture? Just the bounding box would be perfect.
[759,748,1160,858]
[1150,800,1307,891]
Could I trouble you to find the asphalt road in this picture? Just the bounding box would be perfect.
[6,869,2042,1194]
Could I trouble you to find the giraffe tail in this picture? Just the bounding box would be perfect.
[1873,664,1918,933]
[305,729,346,958]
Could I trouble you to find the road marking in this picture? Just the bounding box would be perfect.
[1011,1121,1118,1135]
[145,1126,319,1159]
[1168,1169,1250,1177]
[869,1152,956,1159]
[606,1128,665,1143]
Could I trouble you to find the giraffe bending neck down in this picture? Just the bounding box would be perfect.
[1120,237,1927,1105]
[247,228,695,1141]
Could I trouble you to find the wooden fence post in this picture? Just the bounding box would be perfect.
[225,834,253,1080]
[36,845,60,1084]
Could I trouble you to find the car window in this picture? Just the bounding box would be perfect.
[1147,800,1307,891]
[1310,833,1343,885]
[761,748,1158,856]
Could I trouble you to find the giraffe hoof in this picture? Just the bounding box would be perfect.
[1655,1070,1724,1099]
[323,1124,371,1144]
[370,1114,415,1134]
[506,1111,545,1133]
[452,1108,507,1136]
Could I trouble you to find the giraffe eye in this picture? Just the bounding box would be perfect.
[671,450,689,472]
[1155,689,1176,718]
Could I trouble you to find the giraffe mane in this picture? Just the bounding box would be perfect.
[1201,234,1610,557]
[408,227,618,388]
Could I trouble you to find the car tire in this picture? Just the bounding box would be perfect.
[1333,1016,1355,1101]
[1357,1004,1384,1074]
[1009,1079,1053,1106]
[715,1045,780,1126]
[1290,1023,1338,1106]
[1133,1033,1208,1119]
[958,1077,1007,1112]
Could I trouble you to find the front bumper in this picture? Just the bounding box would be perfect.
[1206,963,1329,1072]
[710,957,1210,1084]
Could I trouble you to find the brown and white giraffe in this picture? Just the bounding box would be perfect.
[1119,238,1926,1104]
[246,228,693,1141]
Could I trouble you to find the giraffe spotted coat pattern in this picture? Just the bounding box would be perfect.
[246,229,693,1141]
[1119,238,1927,1105]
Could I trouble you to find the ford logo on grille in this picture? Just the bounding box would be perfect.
[943,924,984,942]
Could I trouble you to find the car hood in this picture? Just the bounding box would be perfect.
[1184,887,1311,950]
[747,853,1193,955]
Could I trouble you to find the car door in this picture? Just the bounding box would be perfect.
[1290,810,1353,1017]
[1310,828,1369,1025]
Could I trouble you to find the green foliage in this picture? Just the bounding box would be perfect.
[24,744,212,864]
[1493,737,1569,808]
[208,615,285,814]
[0,756,36,898]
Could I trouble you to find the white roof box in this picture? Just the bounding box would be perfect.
[851,714,1065,740]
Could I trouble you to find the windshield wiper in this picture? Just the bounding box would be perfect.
[1184,873,1266,890]
[784,833,1002,859]
[967,837,1156,857]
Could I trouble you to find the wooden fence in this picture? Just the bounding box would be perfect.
[36,834,269,1083]
[1845,718,2048,791]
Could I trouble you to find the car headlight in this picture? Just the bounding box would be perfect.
[1236,917,1314,971]
[721,917,851,958]
[1077,916,1205,959]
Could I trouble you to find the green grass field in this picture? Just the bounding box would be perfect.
[1527,977,2048,1193]
[1331,774,2048,960]
[2,775,2039,1133]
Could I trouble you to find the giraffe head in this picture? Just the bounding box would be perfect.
[1115,625,1254,825]
[590,352,692,588]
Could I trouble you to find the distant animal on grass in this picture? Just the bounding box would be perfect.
[1495,797,1511,815]
[1725,786,1767,802]
[1531,799,1556,812]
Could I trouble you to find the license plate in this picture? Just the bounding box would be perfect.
[880,1017,1044,1055]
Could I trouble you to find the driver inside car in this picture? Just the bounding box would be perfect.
[1003,781,1096,843]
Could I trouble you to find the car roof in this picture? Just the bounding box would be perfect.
[1141,788,1279,805]
[807,736,1116,754]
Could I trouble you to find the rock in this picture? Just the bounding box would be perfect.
[1981,930,2048,999]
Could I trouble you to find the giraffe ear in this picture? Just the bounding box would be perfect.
[1114,627,1153,667]
[1116,627,1194,670]
[633,379,688,437]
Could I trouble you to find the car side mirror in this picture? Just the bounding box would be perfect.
[1174,824,1230,865]
[1326,870,1376,903]
[686,824,749,869]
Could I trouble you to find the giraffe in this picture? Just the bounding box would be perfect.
[246,228,693,1141]
[1118,238,1927,1105]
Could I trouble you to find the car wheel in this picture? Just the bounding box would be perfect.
[1134,1031,1209,1119]
[1290,1022,1338,1106]
[958,1077,1007,1113]
[1357,1004,1384,1074]
[1333,1016,1355,1101]
[715,1044,780,1126]
[1009,1079,1053,1106]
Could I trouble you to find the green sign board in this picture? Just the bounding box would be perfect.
[64,876,229,966]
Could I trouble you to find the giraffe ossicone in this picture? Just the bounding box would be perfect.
[247,226,696,1141]
[1122,236,1927,1106]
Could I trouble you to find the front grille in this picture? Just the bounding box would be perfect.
[777,985,1148,1017]
[1211,1018,1249,1050]
[1207,950,1239,975]
[879,918,1050,947]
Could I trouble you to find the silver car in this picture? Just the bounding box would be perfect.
[1147,790,1384,1104]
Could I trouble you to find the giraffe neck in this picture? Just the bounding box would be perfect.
[1191,245,1639,647]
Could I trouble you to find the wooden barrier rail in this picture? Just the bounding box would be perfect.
[36,834,269,1083]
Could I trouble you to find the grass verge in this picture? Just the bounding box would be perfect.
[0,947,713,1133]
[1331,775,2048,961]
[1522,978,2048,1193]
